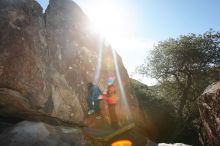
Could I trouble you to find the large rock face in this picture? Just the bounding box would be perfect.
[0,0,139,126]
[198,82,220,146]
[0,0,49,108]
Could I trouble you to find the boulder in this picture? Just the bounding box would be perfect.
[0,0,49,109]
[0,121,87,146]
[197,82,220,145]
[0,0,140,126]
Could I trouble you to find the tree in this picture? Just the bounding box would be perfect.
[138,30,220,120]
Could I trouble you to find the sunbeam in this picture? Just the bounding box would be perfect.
[93,37,104,84]
[112,48,131,121]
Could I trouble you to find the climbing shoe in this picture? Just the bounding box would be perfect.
[96,115,102,120]
[88,109,94,115]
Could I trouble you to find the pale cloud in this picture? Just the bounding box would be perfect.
[112,37,154,50]
[112,37,154,70]
[111,37,157,85]
[131,73,158,86]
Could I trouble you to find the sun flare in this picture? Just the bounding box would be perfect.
[84,0,132,45]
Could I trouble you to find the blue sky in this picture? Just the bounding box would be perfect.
[37,0,220,85]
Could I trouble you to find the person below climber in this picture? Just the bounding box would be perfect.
[101,77,119,129]
[87,82,102,119]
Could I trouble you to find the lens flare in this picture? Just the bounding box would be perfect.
[93,37,104,84]
[112,48,131,121]
[111,140,132,146]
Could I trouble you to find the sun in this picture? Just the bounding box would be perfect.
[83,0,132,46]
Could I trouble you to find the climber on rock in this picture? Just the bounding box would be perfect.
[87,82,102,119]
[100,77,119,129]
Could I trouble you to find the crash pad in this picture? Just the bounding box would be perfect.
[83,123,135,142]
